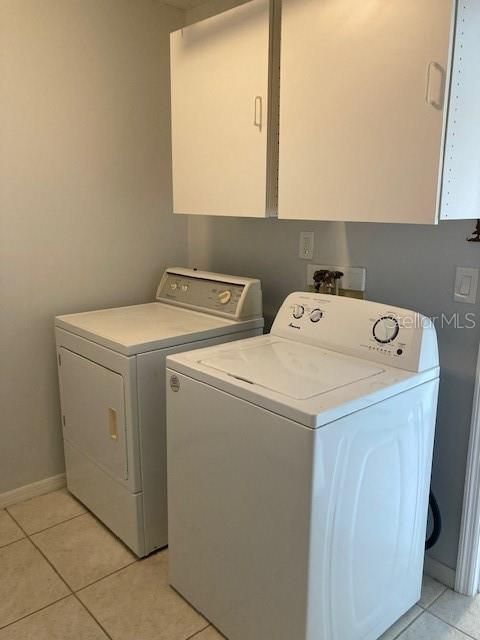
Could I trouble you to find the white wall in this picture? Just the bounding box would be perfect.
[0,0,186,494]
[188,216,480,571]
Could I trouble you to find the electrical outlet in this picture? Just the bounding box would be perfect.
[299,232,314,260]
[307,264,367,292]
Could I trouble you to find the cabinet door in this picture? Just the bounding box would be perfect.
[278,0,454,223]
[171,0,271,217]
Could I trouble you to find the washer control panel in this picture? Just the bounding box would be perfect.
[310,308,323,323]
[156,268,263,321]
[272,292,438,373]
[287,299,327,326]
[292,304,304,319]
[372,316,400,344]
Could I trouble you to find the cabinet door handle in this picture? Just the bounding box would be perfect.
[108,408,118,441]
[254,96,263,132]
[425,61,445,110]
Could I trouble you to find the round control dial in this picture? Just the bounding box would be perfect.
[292,305,305,319]
[217,290,232,305]
[170,282,178,291]
[373,316,400,344]
[310,309,323,323]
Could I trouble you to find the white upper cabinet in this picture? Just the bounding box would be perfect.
[170,0,277,217]
[278,0,480,223]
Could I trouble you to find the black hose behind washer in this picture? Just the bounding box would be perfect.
[425,491,442,550]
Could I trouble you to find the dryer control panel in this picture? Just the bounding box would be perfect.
[156,268,263,321]
[272,293,438,373]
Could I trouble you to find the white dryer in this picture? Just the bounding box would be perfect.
[55,268,263,557]
[166,292,439,640]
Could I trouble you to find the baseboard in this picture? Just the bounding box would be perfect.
[424,554,456,590]
[0,474,66,509]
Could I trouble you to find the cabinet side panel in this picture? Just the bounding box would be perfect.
[170,0,270,217]
[440,0,480,220]
[265,0,281,217]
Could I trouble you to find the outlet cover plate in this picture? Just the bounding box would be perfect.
[307,264,366,292]
[299,232,314,260]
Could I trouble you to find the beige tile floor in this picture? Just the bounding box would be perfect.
[0,489,477,640]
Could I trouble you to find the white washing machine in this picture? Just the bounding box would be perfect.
[55,267,263,557]
[166,292,439,640]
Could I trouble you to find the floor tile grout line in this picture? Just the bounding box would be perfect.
[17,510,88,537]
[6,510,75,595]
[71,591,115,640]
[0,594,73,632]
[9,502,139,593]
[0,535,27,551]
[1,506,88,550]
[5,494,216,640]
[74,553,188,640]
[421,585,449,610]
[6,503,131,640]
[74,557,139,593]
[389,607,425,640]
[425,608,479,640]
[184,623,212,639]
[6,508,121,639]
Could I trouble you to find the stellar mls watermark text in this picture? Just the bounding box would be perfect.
[398,313,477,330]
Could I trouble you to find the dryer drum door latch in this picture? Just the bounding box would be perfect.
[108,408,118,441]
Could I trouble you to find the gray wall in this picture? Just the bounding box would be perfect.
[0,0,186,494]
[188,216,480,570]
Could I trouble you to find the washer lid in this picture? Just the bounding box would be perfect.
[167,335,439,428]
[200,340,384,400]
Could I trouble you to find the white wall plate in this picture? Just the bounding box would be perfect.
[454,267,479,304]
[299,232,314,259]
[307,264,366,292]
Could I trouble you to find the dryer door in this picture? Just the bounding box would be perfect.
[59,348,128,481]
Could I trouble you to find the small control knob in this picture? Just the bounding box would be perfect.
[218,290,232,305]
[181,284,189,292]
[373,316,400,344]
[170,282,178,291]
[292,305,304,319]
[310,308,323,323]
